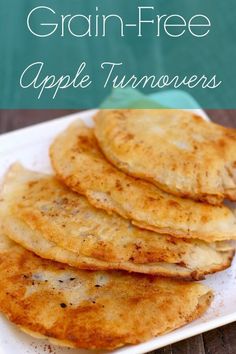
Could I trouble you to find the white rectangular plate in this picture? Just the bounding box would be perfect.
[0,109,235,354]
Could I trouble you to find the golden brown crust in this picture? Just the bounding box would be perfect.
[50,120,236,242]
[0,233,213,350]
[0,164,234,280]
[1,214,234,281]
[94,109,236,205]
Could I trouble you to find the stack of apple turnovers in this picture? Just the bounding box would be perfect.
[0,109,236,350]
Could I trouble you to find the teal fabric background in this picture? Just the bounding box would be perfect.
[0,0,235,109]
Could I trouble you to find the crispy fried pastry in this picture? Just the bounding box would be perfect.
[0,233,213,349]
[0,164,234,280]
[94,109,236,205]
[50,120,236,241]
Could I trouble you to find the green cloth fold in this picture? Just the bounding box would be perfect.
[100,88,201,109]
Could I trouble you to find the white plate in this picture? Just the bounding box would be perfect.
[0,109,235,354]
